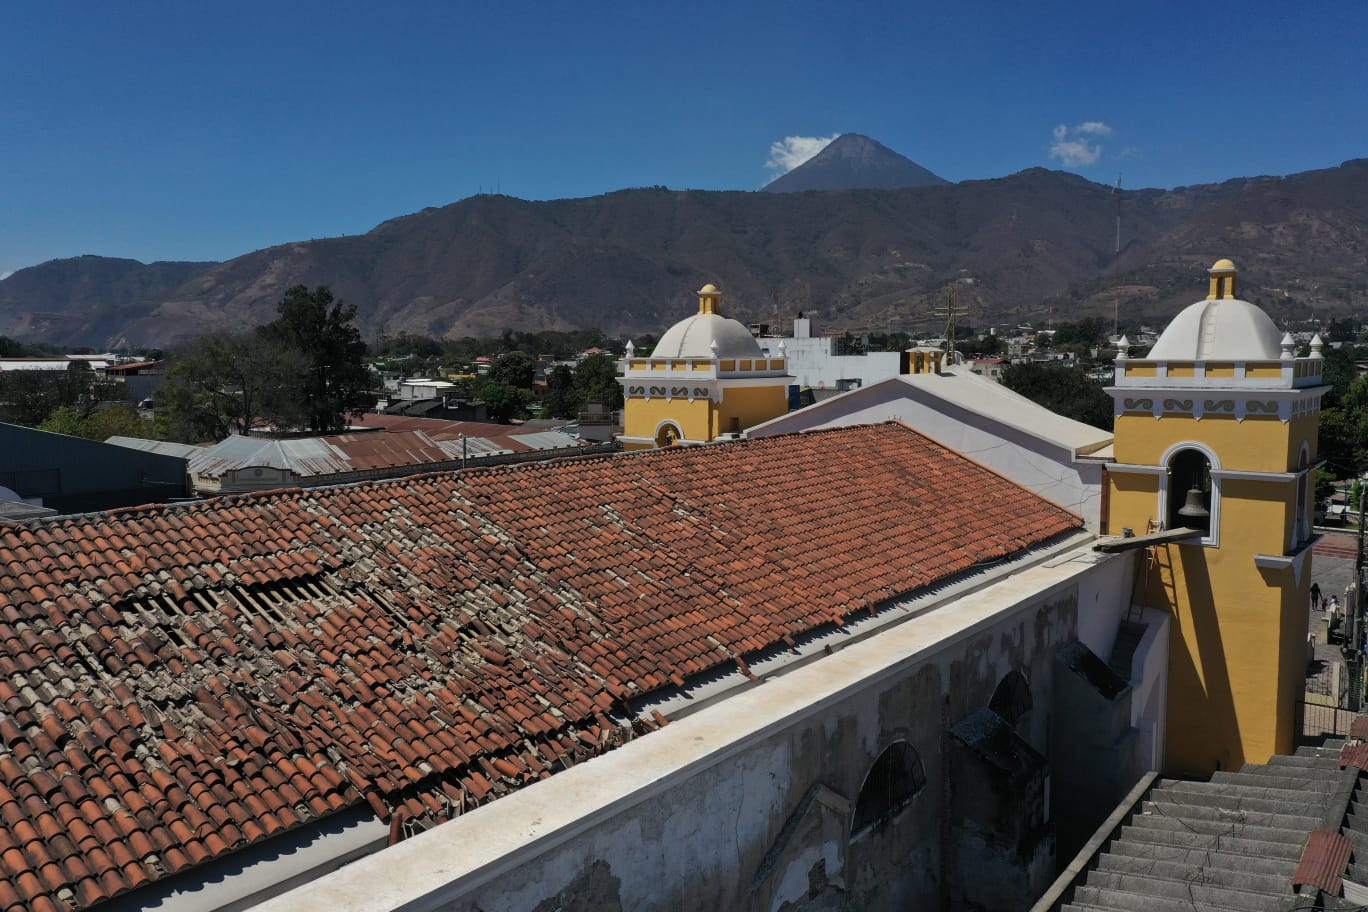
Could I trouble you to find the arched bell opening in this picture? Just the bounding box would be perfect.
[1167,448,1212,534]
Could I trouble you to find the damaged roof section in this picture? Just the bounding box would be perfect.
[0,422,1081,911]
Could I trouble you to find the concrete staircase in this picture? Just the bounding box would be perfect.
[1108,621,1147,683]
[1058,744,1354,911]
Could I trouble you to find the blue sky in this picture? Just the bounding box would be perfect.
[3,0,1365,278]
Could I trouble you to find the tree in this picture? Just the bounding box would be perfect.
[544,364,581,419]
[487,351,536,390]
[0,363,121,427]
[1317,407,1358,482]
[574,353,623,410]
[39,403,153,441]
[160,331,300,442]
[1320,345,1358,408]
[268,285,375,433]
[478,381,533,423]
[1328,371,1368,479]
[1316,468,1337,508]
[972,334,1004,357]
[1000,362,1113,430]
[0,335,58,357]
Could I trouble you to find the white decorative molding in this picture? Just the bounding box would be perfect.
[1208,468,1298,483]
[1109,386,1328,423]
[1159,440,1221,471]
[1253,538,1315,588]
[1105,463,1167,476]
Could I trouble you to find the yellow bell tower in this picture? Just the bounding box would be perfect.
[1106,259,1327,774]
[618,284,792,450]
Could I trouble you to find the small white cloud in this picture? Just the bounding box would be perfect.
[1049,122,1107,168]
[1117,145,1141,161]
[765,134,840,174]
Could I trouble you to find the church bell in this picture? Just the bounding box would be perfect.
[1177,487,1210,522]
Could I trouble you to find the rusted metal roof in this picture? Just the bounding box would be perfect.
[187,426,587,480]
[1339,743,1368,769]
[1350,716,1368,741]
[1292,827,1353,895]
[350,414,553,439]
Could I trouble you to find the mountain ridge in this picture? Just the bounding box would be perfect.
[3,158,1367,349]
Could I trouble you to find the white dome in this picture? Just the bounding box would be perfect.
[654,312,763,360]
[1148,297,1283,361]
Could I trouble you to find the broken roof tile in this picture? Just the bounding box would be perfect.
[0,422,1078,909]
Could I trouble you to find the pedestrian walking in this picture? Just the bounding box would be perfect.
[1311,581,1323,610]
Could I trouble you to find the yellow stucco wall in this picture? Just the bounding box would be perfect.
[1144,532,1305,773]
[1285,413,1318,467]
[1108,420,1311,774]
[1114,414,1296,473]
[718,386,789,436]
[622,395,715,448]
[622,383,789,450]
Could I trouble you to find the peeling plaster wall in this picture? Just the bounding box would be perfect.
[255,551,1133,912]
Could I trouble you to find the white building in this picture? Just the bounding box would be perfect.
[755,316,903,393]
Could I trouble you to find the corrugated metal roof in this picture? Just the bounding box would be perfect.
[188,428,586,479]
[1292,827,1352,894]
[1340,743,1368,769]
[105,360,163,372]
[1350,716,1368,741]
[0,357,113,371]
[351,414,553,438]
[104,436,204,459]
[508,431,584,451]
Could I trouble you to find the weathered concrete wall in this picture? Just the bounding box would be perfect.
[255,549,1133,912]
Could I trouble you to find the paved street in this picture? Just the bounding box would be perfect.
[1305,531,1362,738]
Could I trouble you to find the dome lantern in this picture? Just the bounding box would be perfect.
[697,284,721,316]
[1207,258,1238,301]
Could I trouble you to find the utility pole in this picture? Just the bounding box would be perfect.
[1355,488,1366,709]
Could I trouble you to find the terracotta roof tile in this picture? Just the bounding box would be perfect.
[0,422,1079,909]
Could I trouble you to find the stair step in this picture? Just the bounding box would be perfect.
[1072,881,1288,912]
[1140,798,1321,831]
[1294,744,1345,758]
[1210,768,1341,791]
[1267,753,1344,770]
[1116,823,1304,860]
[1093,853,1292,894]
[1147,783,1326,818]
[1102,839,1298,878]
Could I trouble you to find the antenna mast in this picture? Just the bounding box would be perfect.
[931,282,970,363]
[1113,175,1122,338]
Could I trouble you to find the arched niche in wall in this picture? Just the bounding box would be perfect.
[988,669,1032,730]
[850,740,926,837]
[653,421,683,448]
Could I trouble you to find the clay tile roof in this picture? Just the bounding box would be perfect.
[0,422,1079,909]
